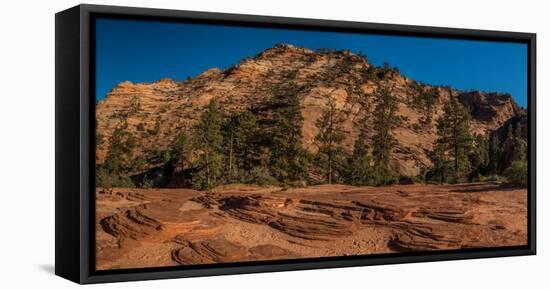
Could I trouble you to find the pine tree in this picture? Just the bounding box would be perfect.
[103,127,136,174]
[488,133,501,175]
[223,116,238,179]
[236,111,258,170]
[223,110,259,178]
[501,123,528,187]
[469,134,490,179]
[500,123,527,175]
[315,97,346,184]
[191,99,223,190]
[500,124,515,170]
[168,132,191,174]
[102,127,125,174]
[270,91,308,183]
[371,86,400,185]
[96,127,136,188]
[512,124,527,162]
[346,130,374,185]
[411,87,438,125]
[504,160,528,187]
[428,143,450,184]
[432,93,473,182]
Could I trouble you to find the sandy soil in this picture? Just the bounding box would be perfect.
[95,182,527,270]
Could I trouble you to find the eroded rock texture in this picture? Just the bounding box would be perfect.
[95,183,527,270]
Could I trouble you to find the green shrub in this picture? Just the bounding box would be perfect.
[244,167,279,186]
[476,174,506,183]
[410,175,426,184]
[140,176,154,188]
[286,180,308,188]
[96,168,135,188]
[504,161,528,187]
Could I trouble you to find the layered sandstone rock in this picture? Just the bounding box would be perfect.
[96,44,522,177]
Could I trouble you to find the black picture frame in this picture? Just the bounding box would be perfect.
[55,4,536,284]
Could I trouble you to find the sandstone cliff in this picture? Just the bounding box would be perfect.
[96,44,522,177]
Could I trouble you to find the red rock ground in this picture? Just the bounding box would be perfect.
[95,182,527,270]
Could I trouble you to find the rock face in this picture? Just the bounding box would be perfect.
[458,91,520,135]
[96,43,522,177]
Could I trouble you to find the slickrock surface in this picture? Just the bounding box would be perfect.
[96,182,527,270]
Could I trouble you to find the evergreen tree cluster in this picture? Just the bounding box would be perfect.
[425,91,528,187]
[410,85,438,125]
[427,94,473,183]
[96,83,527,190]
[314,86,401,186]
[96,127,137,188]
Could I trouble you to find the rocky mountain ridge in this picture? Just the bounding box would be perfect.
[96,43,522,177]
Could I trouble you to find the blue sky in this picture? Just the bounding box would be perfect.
[95,18,528,107]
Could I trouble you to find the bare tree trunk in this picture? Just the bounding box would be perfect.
[453,112,458,182]
[328,105,334,184]
[206,153,210,189]
[229,130,234,173]
[328,151,332,184]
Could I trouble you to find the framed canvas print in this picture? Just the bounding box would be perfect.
[55,4,536,284]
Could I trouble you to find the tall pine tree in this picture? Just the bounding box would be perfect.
[315,97,346,184]
[502,123,528,186]
[371,86,400,185]
[270,91,308,184]
[488,133,501,175]
[432,92,473,182]
[96,127,136,187]
[428,143,450,184]
[500,123,527,172]
[346,130,374,185]
[469,134,490,179]
[167,132,191,174]
[191,99,223,190]
[512,124,527,162]
[223,110,259,179]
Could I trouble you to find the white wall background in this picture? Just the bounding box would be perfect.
[0,0,546,287]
